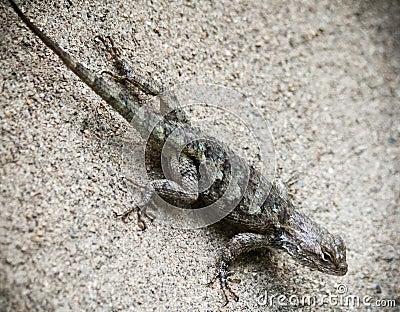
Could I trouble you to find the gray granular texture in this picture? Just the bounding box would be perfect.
[1,1,399,311]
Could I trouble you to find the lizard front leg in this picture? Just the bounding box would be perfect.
[212,233,278,304]
[118,154,199,229]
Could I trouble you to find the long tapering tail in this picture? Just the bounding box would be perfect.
[7,0,135,122]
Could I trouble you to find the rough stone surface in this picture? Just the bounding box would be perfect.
[1,0,399,311]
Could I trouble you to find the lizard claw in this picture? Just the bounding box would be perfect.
[95,35,122,56]
[208,261,239,304]
[114,205,155,230]
[100,70,130,83]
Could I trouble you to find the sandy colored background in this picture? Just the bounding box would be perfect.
[1,0,399,311]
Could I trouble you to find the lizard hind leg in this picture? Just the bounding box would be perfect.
[95,35,163,96]
[95,35,187,122]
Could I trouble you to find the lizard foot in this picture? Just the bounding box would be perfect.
[274,171,299,200]
[94,35,161,96]
[95,35,122,58]
[95,36,132,84]
[285,172,299,199]
[114,205,155,230]
[208,261,239,305]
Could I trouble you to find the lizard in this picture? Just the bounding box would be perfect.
[7,0,348,304]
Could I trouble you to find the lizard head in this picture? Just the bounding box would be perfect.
[280,210,348,276]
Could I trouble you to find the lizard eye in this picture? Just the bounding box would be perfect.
[321,250,333,262]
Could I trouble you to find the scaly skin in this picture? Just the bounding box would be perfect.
[8,0,348,304]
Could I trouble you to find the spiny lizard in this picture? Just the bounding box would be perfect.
[7,0,348,303]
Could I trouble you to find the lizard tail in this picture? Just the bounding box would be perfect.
[7,0,135,122]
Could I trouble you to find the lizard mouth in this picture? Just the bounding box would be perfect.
[335,263,348,276]
[318,262,348,276]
